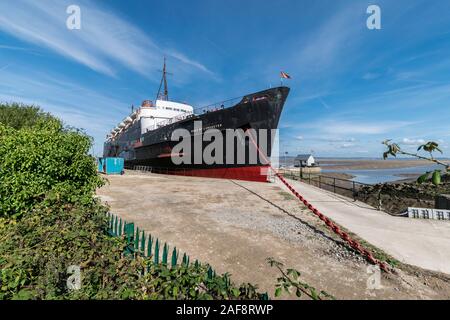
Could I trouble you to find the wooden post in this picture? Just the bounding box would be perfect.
[124,222,135,256]
[334,178,336,193]
[140,231,146,253]
[207,267,213,279]
[162,243,168,265]
[352,181,356,200]
[154,239,160,264]
[171,247,178,267]
[134,228,140,254]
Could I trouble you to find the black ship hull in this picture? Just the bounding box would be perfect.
[104,86,290,182]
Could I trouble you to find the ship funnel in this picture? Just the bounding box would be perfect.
[142,100,153,108]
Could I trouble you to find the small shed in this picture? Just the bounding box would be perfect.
[295,154,315,167]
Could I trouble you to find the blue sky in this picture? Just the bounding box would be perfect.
[1,0,449,157]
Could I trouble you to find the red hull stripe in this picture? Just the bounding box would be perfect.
[160,165,270,182]
[157,153,184,158]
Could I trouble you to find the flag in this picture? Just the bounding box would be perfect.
[280,71,291,79]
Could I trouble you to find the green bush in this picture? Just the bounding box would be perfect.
[0,103,56,130]
[0,199,263,300]
[0,111,103,218]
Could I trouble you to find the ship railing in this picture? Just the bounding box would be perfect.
[145,95,247,132]
[193,95,246,115]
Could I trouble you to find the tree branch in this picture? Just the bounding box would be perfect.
[396,149,449,169]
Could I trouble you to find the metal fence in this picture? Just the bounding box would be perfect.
[278,168,371,200]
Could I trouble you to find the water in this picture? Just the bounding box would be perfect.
[323,164,444,185]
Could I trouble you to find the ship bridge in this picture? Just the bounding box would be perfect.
[106,99,194,141]
[139,99,194,134]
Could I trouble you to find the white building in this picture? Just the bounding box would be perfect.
[295,154,316,167]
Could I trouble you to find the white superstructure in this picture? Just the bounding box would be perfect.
[140,99,194,134]
[107,99,194,141]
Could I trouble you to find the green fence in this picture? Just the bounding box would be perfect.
[105,212,268,300]
[106,212,204,270]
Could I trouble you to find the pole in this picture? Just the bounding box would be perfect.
[352,181,356,200]
[284,151,288,169]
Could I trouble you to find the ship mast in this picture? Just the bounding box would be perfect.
[156,57,172,101]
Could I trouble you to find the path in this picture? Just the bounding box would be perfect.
[277,178,450,274]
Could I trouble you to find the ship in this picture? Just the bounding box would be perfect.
[103,59,290,182]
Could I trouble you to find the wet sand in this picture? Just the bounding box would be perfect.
[318,159,446,170]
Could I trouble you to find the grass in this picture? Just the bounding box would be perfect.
[278,191,296,201]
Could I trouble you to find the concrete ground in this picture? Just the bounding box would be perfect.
[278,178,450,274]
[97,172,450,299]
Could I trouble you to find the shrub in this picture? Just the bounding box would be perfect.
[0,115,103,218]
[0,103,55,130]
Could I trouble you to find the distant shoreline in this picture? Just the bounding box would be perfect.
[281,158,449,184]
[316,159,449,170]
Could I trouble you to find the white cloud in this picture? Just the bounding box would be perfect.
[0,64,10,71]
[315,120,414,135]
[322,137,356,143]
[362,72,380,80]
[402,138,426,145]
[292,6,361,72]
[169,51,214,76]
[318,97,331,109]
[0,44,42,55]
[341,143,356,148]
[0,0,214,78]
